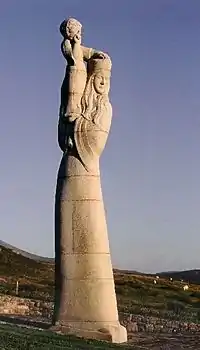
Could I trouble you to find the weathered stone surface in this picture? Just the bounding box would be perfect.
[53,17,127,343]
[0,295,53,318]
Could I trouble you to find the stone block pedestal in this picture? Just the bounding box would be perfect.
[51,321,127,343]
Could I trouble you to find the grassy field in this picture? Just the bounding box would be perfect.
[1,245,200,323]
[1,245,200,348]
[115,271,200,322]
[0,323,134,350]
[1,319,200,350]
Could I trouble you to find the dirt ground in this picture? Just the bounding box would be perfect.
[128,332,200,349]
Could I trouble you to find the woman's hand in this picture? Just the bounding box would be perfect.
[95,51,109,59]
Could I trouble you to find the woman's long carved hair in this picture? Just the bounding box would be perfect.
[81,71,111,128]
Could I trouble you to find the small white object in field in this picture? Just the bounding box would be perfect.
[183,285,189,291]
[170,277,173,281]
[153,279,157,284]
[16,280,19,295]
[156,275,159,279]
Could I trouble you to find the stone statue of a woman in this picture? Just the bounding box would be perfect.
[52,18,127,344]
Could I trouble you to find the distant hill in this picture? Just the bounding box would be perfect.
[0,245,53,280]
[1,239,200,285]
[0,240,54,263]
[158,270,200,285]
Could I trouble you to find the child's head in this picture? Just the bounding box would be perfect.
[60,18,82,41]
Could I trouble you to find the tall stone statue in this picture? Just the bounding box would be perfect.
[52,17,127,344]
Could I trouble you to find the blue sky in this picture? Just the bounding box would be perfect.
[0,0,200,273]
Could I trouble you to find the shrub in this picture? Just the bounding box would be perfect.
[166,301,185,314]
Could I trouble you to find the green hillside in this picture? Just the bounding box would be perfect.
[1,245,200,322]
[0,246,54,300]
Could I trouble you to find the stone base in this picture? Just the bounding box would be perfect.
[50,322,127,344]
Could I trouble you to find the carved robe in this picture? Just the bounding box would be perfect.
[54,104,122,330]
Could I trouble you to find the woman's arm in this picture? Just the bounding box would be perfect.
[82,46,108,62]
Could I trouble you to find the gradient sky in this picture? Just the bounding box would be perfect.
[0,0,200,273]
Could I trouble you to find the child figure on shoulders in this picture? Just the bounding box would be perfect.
[60,18,108,123]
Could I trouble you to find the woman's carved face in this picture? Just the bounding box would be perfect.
[93,73,110,95]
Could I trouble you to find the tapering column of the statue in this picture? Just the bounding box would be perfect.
[52,18,127,343]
